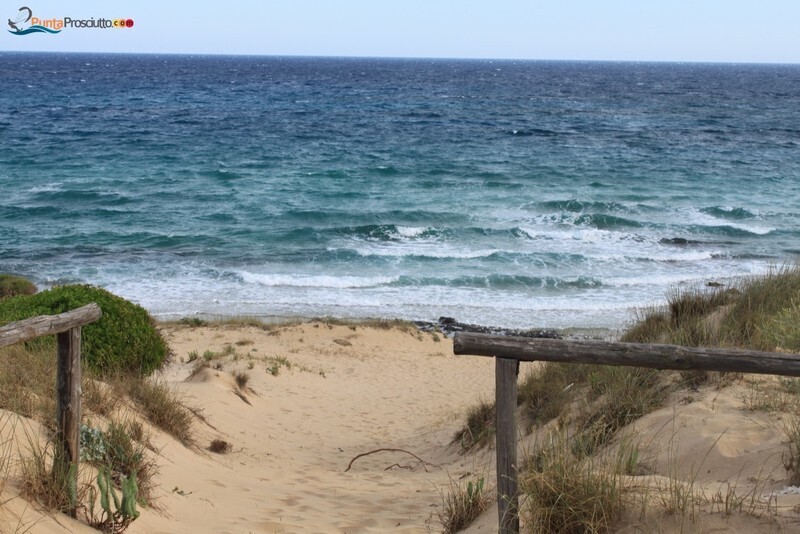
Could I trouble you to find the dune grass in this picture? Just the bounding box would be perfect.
[437,475,491,534]
[453,266,800,531]
[622,265,800,353]
[453,399,495,451]
[523,430,630,533]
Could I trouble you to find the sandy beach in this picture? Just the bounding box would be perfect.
[3,319,800,533]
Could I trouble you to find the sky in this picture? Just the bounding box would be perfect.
[2,0,800,63]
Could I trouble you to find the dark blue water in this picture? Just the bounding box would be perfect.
[2,53,800,328]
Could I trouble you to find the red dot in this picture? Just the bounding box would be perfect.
[126,19,134,28]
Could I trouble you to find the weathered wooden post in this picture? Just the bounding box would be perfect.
[495,357,520,533]
[0,303,102,517]
[55,326,83,515]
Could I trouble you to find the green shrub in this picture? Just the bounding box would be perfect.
[0,285,168,375]
[0,274,37,299]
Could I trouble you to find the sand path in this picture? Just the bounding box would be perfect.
[135,322,497,533]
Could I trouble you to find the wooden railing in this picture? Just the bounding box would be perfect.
[453,332,800,534]
[0,303,102,517]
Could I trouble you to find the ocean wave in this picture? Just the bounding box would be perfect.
[572,213,644,230]
[659,237,704,246]
[27,182,63,193]
[691,224,775,237]
[680,208,774,236]
[700,206,758,220]
[238,271,399,289]
[390,274,603,290]
[517,226,646,244]
[350,245,502,259]
[538,199,632,214]
[26,188,135,206]
[338,224,442,241]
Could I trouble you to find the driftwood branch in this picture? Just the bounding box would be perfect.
[345,448,434,472]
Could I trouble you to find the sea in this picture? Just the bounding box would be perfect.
[1,53,799,330]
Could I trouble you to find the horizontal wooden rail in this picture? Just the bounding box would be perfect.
[453,332,800,377]
[0,303,102,347]
[453,331,800,534]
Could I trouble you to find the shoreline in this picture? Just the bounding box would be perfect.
[156,312,622,341]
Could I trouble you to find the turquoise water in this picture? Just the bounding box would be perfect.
[2,54,800,328]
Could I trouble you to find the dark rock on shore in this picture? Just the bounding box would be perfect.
[414,316,561,339]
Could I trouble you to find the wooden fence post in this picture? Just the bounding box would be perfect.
[55,326,82,517]
[496,357,520,534]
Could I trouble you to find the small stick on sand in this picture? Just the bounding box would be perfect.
[344,448,435,472]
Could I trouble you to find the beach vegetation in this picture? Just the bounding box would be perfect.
[518,363,593,429]
[782,416,800,486]
[453,398,495,451]
[436,475,491,534]
[80,419,157,505]
[621,265,800,353]
[0,413,15,501]
[265,355,292,376]
[115,377,195,445]
[19,431,78,515]
[208,439,232,454]
[0,274,37,299]
[0,284,168,376]
[311,316,418,333]
[86,466,140,533]
[233,370,250,390]
[522,430,628,533]
[177,317,207,327]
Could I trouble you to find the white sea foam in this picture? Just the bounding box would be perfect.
[27,182,63,193]
[394,225,430,238]
[680,208,775,235]
[238,271,398,289]
[350,244,502,259]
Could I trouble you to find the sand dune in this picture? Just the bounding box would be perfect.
[3,321,800,532]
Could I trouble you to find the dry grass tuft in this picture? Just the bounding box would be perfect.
[522,430,628,533]
[437,475,491,534]
[0,345,57,431]
[233,370,250,390]
[208,439,232,454]
[518,363,593,428]
[782,416,800,486]
[18,431,77,515]
[453,399,495,451]
[116,377,195,445]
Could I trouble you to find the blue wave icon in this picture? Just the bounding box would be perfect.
[9,25,61,35]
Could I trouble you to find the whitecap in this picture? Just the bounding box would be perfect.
[28,182,62,193]
[395,226,430,238]
[238,271,398,289]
